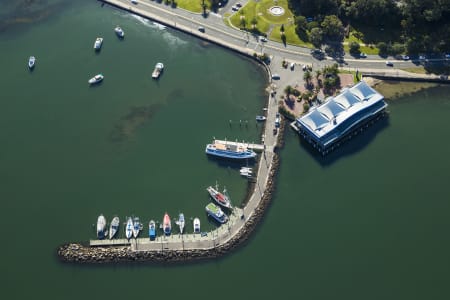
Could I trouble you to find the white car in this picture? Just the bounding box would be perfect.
[231,6,239,11]
[131,0,138,4]
[359,52,367,58]
[259,36,267,42]
[385,61,394,67]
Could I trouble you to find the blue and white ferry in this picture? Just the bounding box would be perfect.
[205,139,256,160]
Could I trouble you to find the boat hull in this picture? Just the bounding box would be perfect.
[149,220,156,240]
[96,215,107,239]
[163,213,171,236]
[125,217,133,240]
[109,217,120,239]
[205,203,228,224]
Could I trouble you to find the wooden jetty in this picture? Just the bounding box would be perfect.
[213,139,265,152]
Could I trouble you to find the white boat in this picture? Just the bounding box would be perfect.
[88,74,104,85]
[152,62,164,79]
[256,115,266,121]
[28,56,36,69]
[163,213,171,235]
[125,217,133,240]
[94,37,103,50]
[206,182,232,208]
[132,217,141,238]
[109,216,120,239]
[96,214,107,239]
[176,213,185,234]
[193,218,200,233]
[114,26,124,38]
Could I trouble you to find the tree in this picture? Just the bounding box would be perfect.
[321,15,345,43]
[251,17,258,29]
[239,16,247,29]
[349,41,360,56]
[377,42,388,56]
[309,27,323,48]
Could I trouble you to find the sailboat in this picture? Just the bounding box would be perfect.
[125,217,133,240]
[206,182,232,208]
[109,216,120,239]
[96,214,107,239]
[175,213,185,234]
[132,216,141,238]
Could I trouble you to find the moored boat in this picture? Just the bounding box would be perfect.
[176,213,185,234]
[205,203,228,224]
[125,217,133,240]
[132,217,141,238]
[193,218,200,233]
[149,220,156,240]
[28,56,36,69]
[88,74,104,85]
[206,182,232,208]
[109,216,120,239]
[152,62,164,79]
[256,115,266,121]
[96,214,107,239]
[93,37,103,50]
[205,139,257,160]
[114,26,124,38]
[163,213,171,236]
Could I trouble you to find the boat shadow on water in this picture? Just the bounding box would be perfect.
[297,116,390,167]
[206,155,257,171]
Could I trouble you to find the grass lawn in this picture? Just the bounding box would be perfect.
[270,24,312,47]
[401,67,427,74]
[175,0,209,13]
[228,0,308,46]
[344,33,379,55]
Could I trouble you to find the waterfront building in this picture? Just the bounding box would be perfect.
[292,81,387,155]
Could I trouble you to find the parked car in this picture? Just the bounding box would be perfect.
[259,36,267,42]
[198,26,205,33]
[236,2,242,7]
[359,52,367,58]
[385,61,394,67]
[271,74,280,80]
[231,5,239,11]
[401,55,410,60]
[290,62,295,70]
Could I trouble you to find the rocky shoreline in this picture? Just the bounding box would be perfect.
[57,118,286,264]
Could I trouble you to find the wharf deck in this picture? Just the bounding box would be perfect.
[213,139,265,152]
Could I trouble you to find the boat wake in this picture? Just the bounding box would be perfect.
[129,14,188,48]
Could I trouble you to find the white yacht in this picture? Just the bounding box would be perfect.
[88,74,104,85]
[125,217,133,240]
[114,26,124,38]
[28,56,36,69]
[193,218,200,233]
[109,216,120,239]
[93,37,103,50]
[152,62,164,79]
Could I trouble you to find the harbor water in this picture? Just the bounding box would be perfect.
[1,1,450,299]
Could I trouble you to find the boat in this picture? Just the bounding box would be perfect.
[132,216,141,238]
[176,213,185,234]
[193,218,200,233]
[240,167,253,177]
[152,62,164,79]
[163,213,171,236]
[205,139,257,160]
[96,214,107,239]
[149,220,156,240]
[206,182,232,208]
[114,26,124,38]
[88,74,104,85]
[109,216,120,239]
[93,37,103,50]
[153,22,166,30]
[125,217,133,240]
[28,56,36,69]
[205,203,228,224]
[256,115,266,121]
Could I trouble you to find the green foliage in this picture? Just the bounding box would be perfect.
[309,27,323,48]
[349,41,360,55]
[321,15,344,43]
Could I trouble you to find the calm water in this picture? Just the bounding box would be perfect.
[1,1,450,299]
